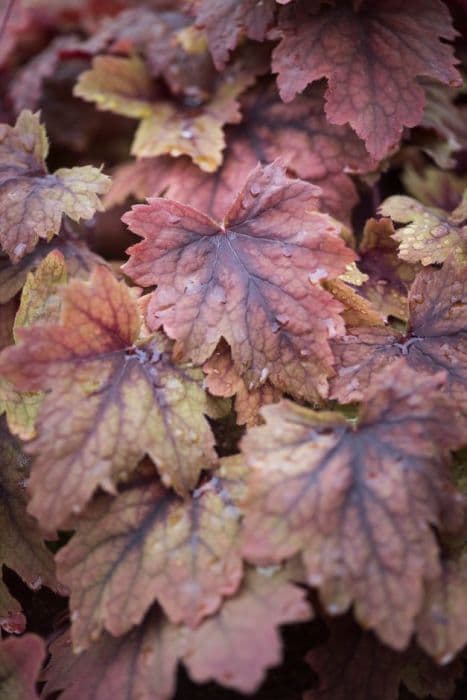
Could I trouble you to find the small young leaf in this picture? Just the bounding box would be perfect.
[380,194,467,266]
[0,111,110,262]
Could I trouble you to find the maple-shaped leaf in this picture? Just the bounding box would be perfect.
[123,161,355,401]
[242,363,465,649]
[204,340,281,426]
[380,194,467,266]
[0,634,45,700]
[0,110,110,262]
[44,562,310,697]
[0,251,67,440]
[305,614,463,700]
[74,51,259,172]
[271,0,461,159]
[193,0,276,69]
[357,217,419,322]
[0,422,57,626]
[330,257,467,410]
[105,81,375,225]
[183,563,312,693]
[57,468,244,651]
[42,611,181,700]
[0,266,216,529]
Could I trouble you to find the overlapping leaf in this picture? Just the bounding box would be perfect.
[123,161,355,401]
[0,111,110,262]
[415,527,467,664]
[271,0,461,159]
[193,0,276,69]
[0,634,45,700]
[57,465,244,651]
[105,81,375,224]
[357,217,419,321]
[0,422,57,630]
[0,251,67,439]
[381,193,467,265]
[74,50,262,171]
[242,363,465,649]
[204,340,281,426]
[0,235,105,305]
[330,258,467,409]
[0,266,216,530]
[43,564,311,699]
[305,615,464,700]
[402,166,467,212]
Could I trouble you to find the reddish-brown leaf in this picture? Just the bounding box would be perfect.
[123,161,355,401]
[330,258,467,410]
[305,615,464,700]
[415,527,467,664]
[271,0,461,159]
[0,111,110,262]
[0,266,216,529]
[182,563,312,693]
[193,0,276,69]
[0,420,58,624]
[106,81,375,224]
[0,634,45,700]
[242,363,465,649]
[43,563,310,698]
[57,468,244,651]
[42,611,181,700]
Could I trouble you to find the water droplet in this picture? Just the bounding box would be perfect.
[168,214,181,224]
[249,183,261,196]
[30,576,42,591]
[431,223,450,238]
[181,128,193,140]
[308,267,327,283]
[259,367,269,384]
[13,243,26,258]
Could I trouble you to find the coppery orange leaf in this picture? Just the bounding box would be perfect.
[57,469,244,651]
[242,363,465,649]
[123,161,355,401]
[0,266,216,529]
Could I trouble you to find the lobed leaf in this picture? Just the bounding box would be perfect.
[74,51,261,172]
[0,266,216,529]
[57,469,244,651]
[242,363,465,649]
[123,161,355,402]
[271,0,461,159]
[0,111,110,262]
[330,258,467,413]
[381,194,467,266]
